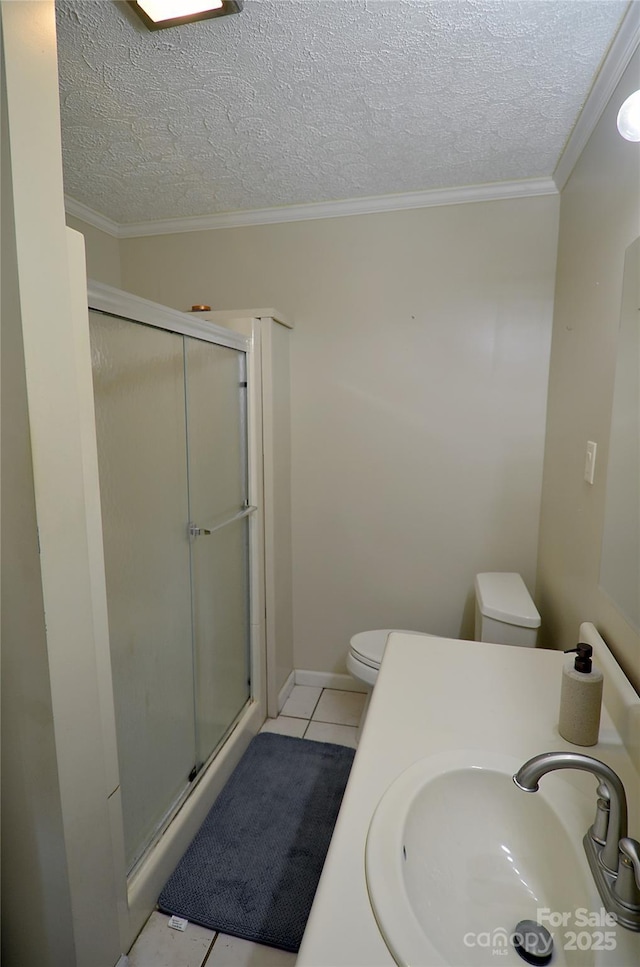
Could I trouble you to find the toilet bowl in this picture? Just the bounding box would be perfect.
[347,573,540,733]
[347,629,429,687]
[347,629,432,738]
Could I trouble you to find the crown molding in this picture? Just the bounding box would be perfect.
[65,195,121,237]
[554,1,640,191]
[63,5,638,238]
[65,178,557,240]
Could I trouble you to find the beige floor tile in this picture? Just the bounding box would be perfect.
[280,684,322,719]
[128,911,214,967]
[304,721,358,749]
[311,689,366,727]
[207,934,297,966]
[260,715,307,738]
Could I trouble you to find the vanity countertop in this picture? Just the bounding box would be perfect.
[297,633,640,967]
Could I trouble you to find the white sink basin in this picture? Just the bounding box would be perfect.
[365,750,610,967]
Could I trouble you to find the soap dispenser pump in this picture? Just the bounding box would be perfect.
[558,643,603,746]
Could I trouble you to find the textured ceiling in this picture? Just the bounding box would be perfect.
[56,0,627,226]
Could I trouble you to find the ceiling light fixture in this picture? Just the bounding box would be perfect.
[617,90,640,142]
[130,0,243,30]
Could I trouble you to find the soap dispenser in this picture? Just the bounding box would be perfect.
[558,643,603,746]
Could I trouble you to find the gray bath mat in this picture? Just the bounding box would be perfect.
[158,731,355,952]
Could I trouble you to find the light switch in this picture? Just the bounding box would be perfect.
[584,441,597,485]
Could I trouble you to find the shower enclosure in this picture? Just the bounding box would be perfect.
[88,293,255,872]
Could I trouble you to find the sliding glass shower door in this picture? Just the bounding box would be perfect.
[89,310,251,870]
[185,337,251,767]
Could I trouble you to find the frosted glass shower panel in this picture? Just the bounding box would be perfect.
[185,337,247,524]
[185,339,251,765]
[89,311,196,868]
[191,516,251,764]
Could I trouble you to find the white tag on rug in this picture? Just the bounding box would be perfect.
[167,915,188,932]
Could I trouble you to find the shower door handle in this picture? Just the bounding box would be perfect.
[188,505,257,540]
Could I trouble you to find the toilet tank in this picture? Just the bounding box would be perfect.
[474,572,540,647]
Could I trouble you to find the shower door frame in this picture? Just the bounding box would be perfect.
[87,281,267,951]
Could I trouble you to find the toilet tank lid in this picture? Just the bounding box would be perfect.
[475,572,541,629]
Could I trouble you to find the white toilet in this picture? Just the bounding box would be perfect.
[347,572,540,730]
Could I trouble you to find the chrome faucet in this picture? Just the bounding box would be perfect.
[513,752,640,931]
[513,752,627,873]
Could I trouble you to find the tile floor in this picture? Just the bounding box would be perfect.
[127,686,366,967]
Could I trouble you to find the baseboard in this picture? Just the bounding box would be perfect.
[277,670,295,712]
[295,669,367,693]
[274,668,366,716]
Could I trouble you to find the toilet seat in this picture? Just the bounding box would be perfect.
[347,629,434,736]
[349,629,428,671]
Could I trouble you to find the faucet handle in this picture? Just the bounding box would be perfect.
[614,838,640,910]
[619,839,640,887]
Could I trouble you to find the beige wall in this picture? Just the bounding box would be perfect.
[67,214,122,287]
[120,196,560,673]
[536,49,640,691]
